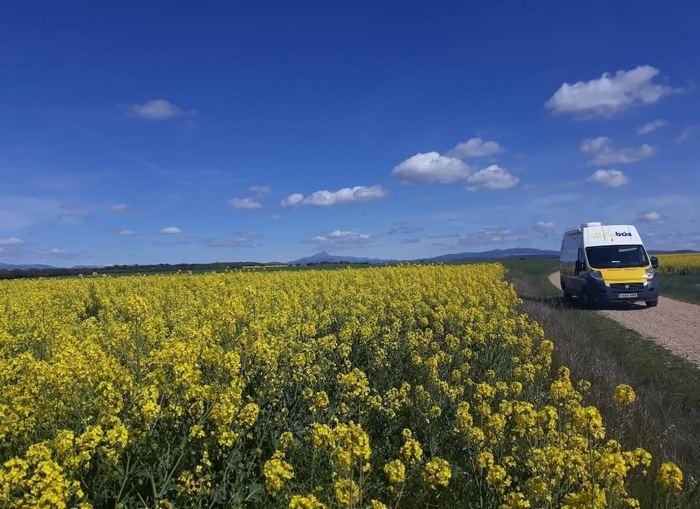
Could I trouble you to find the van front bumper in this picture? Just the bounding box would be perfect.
[588,277,658,303]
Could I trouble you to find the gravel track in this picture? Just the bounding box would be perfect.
[548,272,700,366]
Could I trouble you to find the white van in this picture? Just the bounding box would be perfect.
[560,222,659,307]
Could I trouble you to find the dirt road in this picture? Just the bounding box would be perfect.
[548,272,700,366]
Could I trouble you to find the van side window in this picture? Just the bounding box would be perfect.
[577,248,584,267]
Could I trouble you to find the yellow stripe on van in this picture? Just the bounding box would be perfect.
[597,267,647,284]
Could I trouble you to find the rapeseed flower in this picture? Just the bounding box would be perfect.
[0,263,682,507]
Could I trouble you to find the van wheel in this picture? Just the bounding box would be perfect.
[561,281,573,303]
[645,300,658,308]
[580,288,592,308]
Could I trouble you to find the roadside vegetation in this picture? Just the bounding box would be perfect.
[504,258,700,507]
[654,254,700,304]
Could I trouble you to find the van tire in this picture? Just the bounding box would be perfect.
[645,300,658,308]
[561,280,573,302]
[580,287,592,308]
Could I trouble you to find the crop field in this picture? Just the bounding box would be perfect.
[656,253,700,276]
[654,253,700,304]
[0,265,686,508]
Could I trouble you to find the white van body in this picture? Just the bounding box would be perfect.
[559,222,659,307]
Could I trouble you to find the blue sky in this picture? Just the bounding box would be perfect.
[1,1,699,265]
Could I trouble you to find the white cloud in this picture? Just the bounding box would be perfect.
[110,203,131,213]
[0,236,25,246]
[158,226,182,235]
[118,229,138,237]
[580,137,655,165]
[636,211,662,223]
[546,65,676,118]
[587,169,629,188]
[306,185,386,206]
[466,165,519,191]
[447,137,503,158]
[128,99,194,120]
[281,193,305,208]
[282,185,387,207]
[248,185,272,196]
[534,221,556,232]
[228,197,262,210]
[392,152,470,184]
[307,230,373,247]
[637,119,666,135]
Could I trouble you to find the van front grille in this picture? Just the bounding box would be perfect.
[610,283,645,291]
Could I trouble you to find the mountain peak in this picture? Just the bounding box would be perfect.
[288,251,395,265]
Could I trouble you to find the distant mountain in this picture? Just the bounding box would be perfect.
[288,251,396,265]
[424,248,559,263]
[289,248,558,266]
[0,262,55,270]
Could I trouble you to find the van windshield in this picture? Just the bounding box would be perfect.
[585,245,649,269]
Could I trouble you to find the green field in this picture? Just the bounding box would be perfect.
[657,274,700,305]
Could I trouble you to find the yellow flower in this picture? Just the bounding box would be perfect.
[309,423,334,451]
[334,479,360,507]
[422,457,451,489]
[623,448,652,471]
[486,465,511,492]
[0,261,676,506]
[572,406,606,440]
[562,483,607,509]
[312,391,330,411]
[400,430,423,464]
[263,451,294,495]
[289,494,327,509]
[338,368,370,399]
[331,421,372,471]
[467,426,485,444]
[476,451,494,470]
[500,491,531,509]
[0,443,84,508]
[613,384,637,405]
[189,424,206,439]
[656,462,683,492]
[280,431,296,451]
[525,476,551,503]
[383,459,406,484]
[237,402,260,428]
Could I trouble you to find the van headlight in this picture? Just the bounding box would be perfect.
[645,268,655,279]
[589,270,604,280]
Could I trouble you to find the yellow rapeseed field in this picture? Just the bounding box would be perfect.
[656,253,700,276]
[0,264,684,508]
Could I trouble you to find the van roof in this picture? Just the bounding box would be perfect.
[581,224,643,247]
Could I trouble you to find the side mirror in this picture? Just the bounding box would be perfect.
[650,256,659,269]
[575,260,584,273]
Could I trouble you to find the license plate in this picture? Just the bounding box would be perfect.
[618,292,638,298]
